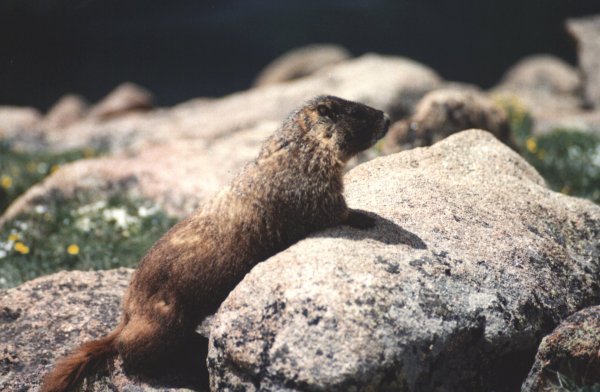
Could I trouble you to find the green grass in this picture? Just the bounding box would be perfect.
[0,139,99,214]
[500,98,600,203]
[0,192,177,289]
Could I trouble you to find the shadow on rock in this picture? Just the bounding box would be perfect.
[119,334,209,391]
[318,209,427,249]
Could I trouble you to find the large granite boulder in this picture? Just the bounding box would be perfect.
[208,130,599,391]
[522,305,600,391]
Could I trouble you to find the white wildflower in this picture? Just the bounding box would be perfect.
[34,205,48,214]
[103,208,137,229]
[0,249,6,258]
[76,200,107,215]
[75,216,93,232]
[138,205,159,217]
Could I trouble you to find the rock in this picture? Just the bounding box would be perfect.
[0,269,129,391]
[533,110,600,135]
[253,44,352,86]
[0,106,42,146]
[491,55,583,117]
[43,94,88,129]
[522,306,600,391]
[88,82,154,119]
[0,120,278,225]
[208,130,600,391]
[497,55,581,97]
[17,54,440,154]
[382,88,513,153]
[567,14,600,109]
[0,268,202,391]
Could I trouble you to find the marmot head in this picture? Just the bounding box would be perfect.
[279,95,390,162]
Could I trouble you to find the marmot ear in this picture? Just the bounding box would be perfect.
[317,103,336,121]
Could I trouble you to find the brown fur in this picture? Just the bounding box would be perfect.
[41,95,390,391]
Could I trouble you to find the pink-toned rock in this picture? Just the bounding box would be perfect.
[88,82,153,119]
[0,268,207,391]
[567,14,600,109]
[522,305,600,391]
[254,44,352,86]
[0,106,42,142]
[491,54,582,117]
[0,120,277,225]
[43,94,88,129]
[209,130,600,391]
[533,110,600,135]
[32,54,440,154]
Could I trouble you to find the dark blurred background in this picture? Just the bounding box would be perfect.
[1,0,600,110]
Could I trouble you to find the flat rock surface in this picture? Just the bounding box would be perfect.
[0,120,277,224]
[522,305,600,391]
[208,130,600,392]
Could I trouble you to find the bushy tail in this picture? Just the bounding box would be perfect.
[41,323,123,392]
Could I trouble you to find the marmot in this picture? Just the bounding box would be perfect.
[382,88,515,153]
[42,95,390,392]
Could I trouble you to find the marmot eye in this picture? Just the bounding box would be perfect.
[317,104,335,120]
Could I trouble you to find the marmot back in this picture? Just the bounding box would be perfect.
[42,95,390,392]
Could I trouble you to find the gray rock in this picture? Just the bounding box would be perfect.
[522,305,600,392]
[567,14,600,109]
[382,88,514,153]
[208,130,600,392]
[253,44,352,86]
[491,54,583,118]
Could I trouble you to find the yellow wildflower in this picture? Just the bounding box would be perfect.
[26,162,37,173]
[83,147,95,158]
[1,175,13,189]
[50,164,60,174]
[14,242,30,254]
[67,244,80,255]
[8,233,20,242]
[537,149,546,160]
[526,137,538,154]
